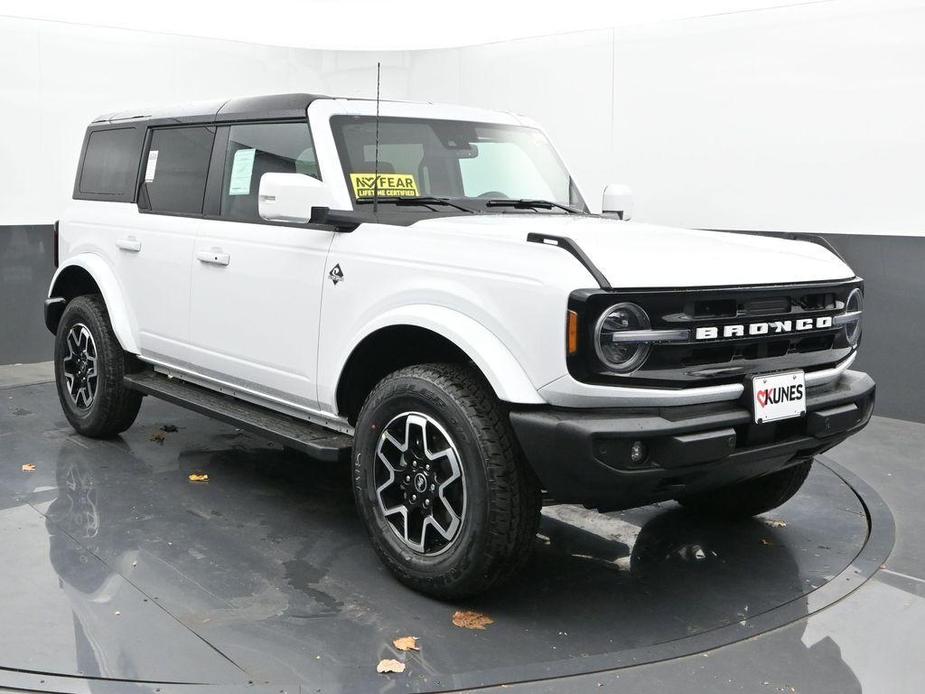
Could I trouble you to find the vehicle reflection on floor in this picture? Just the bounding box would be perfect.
[0,383,869,690]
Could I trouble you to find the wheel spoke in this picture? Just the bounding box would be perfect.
[66,332,80,358]
[381,430,406,454]
[423,513,456,541]
[404,415,427,458]
[84,381,95,408]
[375,452,398,495]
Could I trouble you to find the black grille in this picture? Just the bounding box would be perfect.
[569,279,861,388]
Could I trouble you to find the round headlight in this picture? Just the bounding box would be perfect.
[844,288,863,346]
[594,302,652,372]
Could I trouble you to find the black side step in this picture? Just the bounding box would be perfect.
[124,371,352,462]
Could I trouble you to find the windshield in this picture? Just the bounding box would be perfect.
[331,116,587,212]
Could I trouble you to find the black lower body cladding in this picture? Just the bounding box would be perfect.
[509,371,875,512]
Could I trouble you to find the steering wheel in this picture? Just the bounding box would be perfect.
[477,191,509,199]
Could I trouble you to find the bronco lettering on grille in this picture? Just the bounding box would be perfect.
[694,315,834,341]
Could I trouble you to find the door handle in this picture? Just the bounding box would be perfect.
[196,249,230,266]
[116,238,141,252]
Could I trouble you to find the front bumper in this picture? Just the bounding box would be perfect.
[509,370,875,511]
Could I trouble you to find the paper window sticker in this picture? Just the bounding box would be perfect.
[144,150,158,182]
[228,148,256,196]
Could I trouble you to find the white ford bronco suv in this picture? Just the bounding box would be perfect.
[46,93,874,598]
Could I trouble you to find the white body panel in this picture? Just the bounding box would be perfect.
[51,97,860,423]
[55,201,195,360]
[189,218,334,410]
[408,214,854,288]
[316,223,588,410]
[49,251,138,354]
[119,209,197,363]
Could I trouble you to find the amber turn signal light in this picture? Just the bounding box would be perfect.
[567,310,579,355]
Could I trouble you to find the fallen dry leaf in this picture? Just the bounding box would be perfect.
[765,519,787,528]
[393,636,419,652]
[376,658,405,674]
[150,431,166,445]
[188,473,209,482]
[452,610,494,630]
[21,464,36,472]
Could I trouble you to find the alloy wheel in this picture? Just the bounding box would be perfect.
[62,324,98,410]
[374,412,466,555]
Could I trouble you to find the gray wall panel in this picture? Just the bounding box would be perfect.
[819,233,924,423]
[1,226,920,422]
[0,225,54,364]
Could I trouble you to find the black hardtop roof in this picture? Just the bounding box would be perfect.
[91,92,332,127]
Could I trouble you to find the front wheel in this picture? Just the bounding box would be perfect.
[677,459,813,518]
[54,295,142,438]
[352,363,541,599]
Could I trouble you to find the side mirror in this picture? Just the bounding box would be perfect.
[258,173,333,224]
[602,184,634,221]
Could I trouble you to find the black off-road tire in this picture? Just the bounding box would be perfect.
[352,363,542,599]
[678,459,813,518]
[54,295,143,438]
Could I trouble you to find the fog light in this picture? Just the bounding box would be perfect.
[630,440,648,465]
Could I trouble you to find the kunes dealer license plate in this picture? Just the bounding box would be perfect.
[749,371,806,424]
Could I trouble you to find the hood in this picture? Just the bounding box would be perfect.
[416,214,854,288]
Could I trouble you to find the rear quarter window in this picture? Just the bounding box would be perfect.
[78,127,142,197]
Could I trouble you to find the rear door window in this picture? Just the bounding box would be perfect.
[140,126,215,215]
[218,122,318,223]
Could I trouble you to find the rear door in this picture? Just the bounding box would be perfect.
[189,121,333,411]
[118,125,214,364]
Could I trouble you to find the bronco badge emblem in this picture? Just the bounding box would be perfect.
[329,264,344,285]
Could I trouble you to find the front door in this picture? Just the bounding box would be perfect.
[188,121,332,412]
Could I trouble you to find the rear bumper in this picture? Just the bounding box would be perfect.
[509,370,875,511]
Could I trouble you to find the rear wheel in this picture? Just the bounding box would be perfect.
[54,295,142,438]
[677,459,813,518]
[352,363,541,599]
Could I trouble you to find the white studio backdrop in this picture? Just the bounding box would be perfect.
[1,0,924,235]
[0,0,826,51]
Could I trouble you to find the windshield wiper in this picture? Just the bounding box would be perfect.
[356,196,476,213]
[484,198,583,214]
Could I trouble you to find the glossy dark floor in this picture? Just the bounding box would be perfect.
[0,370,905,693]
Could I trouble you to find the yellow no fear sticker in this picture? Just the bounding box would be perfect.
[350,173,419,198]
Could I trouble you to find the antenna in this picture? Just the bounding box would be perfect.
[373,61,381,219]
